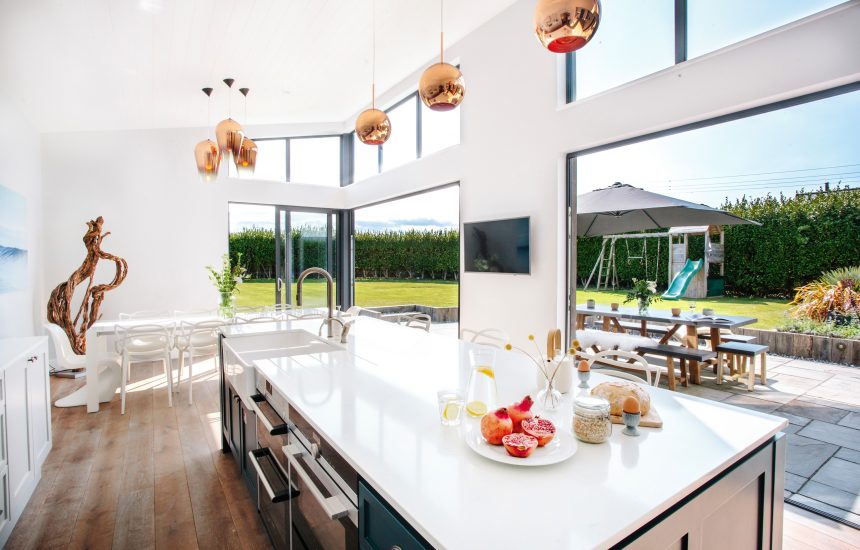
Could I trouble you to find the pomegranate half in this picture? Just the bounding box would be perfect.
[521,417,556,447]
[502,433,539,458]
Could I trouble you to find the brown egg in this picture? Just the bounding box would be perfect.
[623,396,640,414]
[577,360,590,373]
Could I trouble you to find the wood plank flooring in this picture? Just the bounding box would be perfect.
[6,358,859,549]
[6,358,269,550]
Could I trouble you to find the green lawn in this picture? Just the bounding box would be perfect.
[576,289,791,330]
[236,279,459,308]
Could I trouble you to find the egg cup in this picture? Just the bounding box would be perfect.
[622,411,641,436]
[577,370,590,389]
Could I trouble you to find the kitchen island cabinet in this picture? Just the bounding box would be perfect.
[220,318,787,549]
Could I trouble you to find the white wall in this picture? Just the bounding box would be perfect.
[0,96,43,338]
[41,123,345,320]
[38,1,860,345]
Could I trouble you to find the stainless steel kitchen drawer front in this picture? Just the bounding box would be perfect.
[358,481,432,550]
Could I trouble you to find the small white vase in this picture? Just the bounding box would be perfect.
[535,358,573,394]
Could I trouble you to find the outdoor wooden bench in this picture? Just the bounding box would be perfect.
[716,342,769,391]
[698,331,757,344]
[636,344,717,390]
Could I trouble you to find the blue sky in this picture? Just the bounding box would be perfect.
[578,89,860,207]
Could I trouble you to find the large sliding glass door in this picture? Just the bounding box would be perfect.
[275,208,337,307]
[228,203,339,309]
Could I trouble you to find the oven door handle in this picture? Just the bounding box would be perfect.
[284,443,352,520]
[249,448,299,503]
[250,393,291,435]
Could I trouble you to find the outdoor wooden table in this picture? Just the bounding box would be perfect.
[575,304,757,384]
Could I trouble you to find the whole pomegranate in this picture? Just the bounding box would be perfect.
[480,407,513,445]
[508,395,534,433]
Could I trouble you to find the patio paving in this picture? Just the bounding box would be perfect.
[653,353,860,528]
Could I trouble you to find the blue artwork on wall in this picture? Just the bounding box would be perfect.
[0,184,27,293]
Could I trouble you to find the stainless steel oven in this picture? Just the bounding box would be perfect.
[249,384,358,550]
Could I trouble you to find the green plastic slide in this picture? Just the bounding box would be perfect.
[662,259,704,300]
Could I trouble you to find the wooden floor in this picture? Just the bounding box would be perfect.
[7,359,860,549]
[6,359,270,550]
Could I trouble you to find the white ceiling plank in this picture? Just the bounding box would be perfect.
[0,0,518,132]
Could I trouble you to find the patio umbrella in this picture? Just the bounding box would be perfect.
[576,182,759,236]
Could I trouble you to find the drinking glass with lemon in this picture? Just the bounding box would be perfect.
[437,389,464,426]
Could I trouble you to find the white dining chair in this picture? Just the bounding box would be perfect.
[461,327,509,348]
[398,313,432,332]
[586,349,661,386]
[236,315,281,324]
[116,324,174,414]
[591,368,651,384]
[118,310,172,320]
[174,320,225,405]
[264,304,294,318]
[44,323,122,404]
[173,308,217,320]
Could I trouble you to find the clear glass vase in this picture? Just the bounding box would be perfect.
[219,291,236,319]
[637,298,649,315]
[536,376,562,411]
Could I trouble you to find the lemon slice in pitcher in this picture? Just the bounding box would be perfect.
[465,401,488,417]
[475,367,495,379]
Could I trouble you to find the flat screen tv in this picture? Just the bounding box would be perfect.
[463,217,530,274]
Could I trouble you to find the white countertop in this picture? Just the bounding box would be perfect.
[222,318,787,549]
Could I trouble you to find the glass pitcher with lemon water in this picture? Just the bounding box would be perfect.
[465,347,497,417]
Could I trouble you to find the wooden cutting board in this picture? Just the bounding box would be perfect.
[610,405,663,428]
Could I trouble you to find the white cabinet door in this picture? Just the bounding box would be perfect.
[26,347,51,466]
[4,360,35,524]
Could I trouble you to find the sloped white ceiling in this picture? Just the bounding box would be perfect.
[0,0,518,132]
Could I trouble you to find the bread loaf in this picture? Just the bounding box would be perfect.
[590,381,651,416]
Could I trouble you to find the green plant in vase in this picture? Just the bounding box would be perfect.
[624,278,660,315]
[206,253,247,318]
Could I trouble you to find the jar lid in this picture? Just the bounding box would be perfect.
[575,396,610,412]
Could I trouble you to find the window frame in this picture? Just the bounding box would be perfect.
[251,134,346,186]
[563,80,860,339]
[564,0,844,103]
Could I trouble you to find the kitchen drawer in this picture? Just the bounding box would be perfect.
[289,404,358,498]
[359,481,431,550]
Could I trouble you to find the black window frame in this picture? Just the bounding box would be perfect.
[251,134,346,187]
[563,80,860,339]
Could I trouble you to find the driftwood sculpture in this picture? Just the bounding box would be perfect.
[46,216,128,355]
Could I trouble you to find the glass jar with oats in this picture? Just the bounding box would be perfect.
[573,396,612,444]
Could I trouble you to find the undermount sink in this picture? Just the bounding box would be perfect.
[225,329,342,364]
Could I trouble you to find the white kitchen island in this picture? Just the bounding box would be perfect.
[220,317,787,550]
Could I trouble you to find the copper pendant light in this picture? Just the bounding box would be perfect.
[534,0,601,54]
[234,88,258,175]
[215,78,245,166]
[419,0,464,111]
[194,87,221,182]
[356,0,391,145]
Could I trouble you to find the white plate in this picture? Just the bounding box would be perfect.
[462,418,577,466]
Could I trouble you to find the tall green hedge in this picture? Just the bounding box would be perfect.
[575,190,860,297]
[720,190,860,296]
[229,227,457,280]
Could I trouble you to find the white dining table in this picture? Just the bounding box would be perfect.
[54,314,218,412]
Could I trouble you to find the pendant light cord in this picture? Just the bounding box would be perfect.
[372,0,376,109]
[440,0,444,63]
